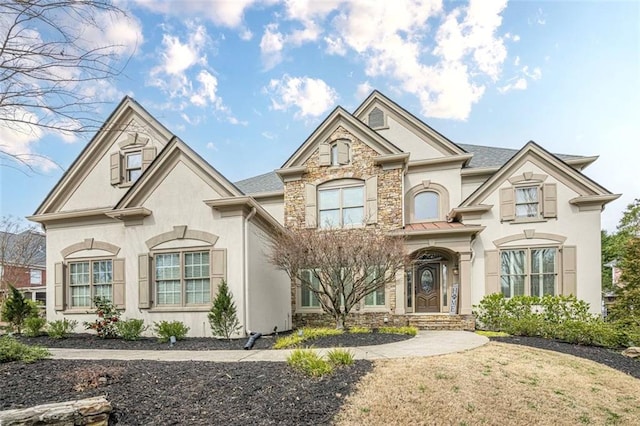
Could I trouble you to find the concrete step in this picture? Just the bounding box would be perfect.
[407,315,469,331]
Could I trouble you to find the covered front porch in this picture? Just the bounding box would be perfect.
[390,222,485,327]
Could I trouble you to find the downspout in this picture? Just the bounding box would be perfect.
[243,206,257,336]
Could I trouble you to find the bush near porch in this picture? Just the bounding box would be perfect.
[473,294,640,348]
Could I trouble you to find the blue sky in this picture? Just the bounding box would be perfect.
[0,0,638,231]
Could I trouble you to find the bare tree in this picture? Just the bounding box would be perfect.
[0,0,135,170]
[268,227,406,329]
[0,216,45,300]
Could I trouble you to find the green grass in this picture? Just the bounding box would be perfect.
[327,348,355,366]
[378,326,418,336]
[274,327,343,349]
[475,330,510,337]
[287,348,333,377]
[0,336,50,363]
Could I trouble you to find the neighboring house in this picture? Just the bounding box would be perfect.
[0,230,47,304]
[29,91,619,336]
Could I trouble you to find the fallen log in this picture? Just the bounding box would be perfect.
[0,395,111,426]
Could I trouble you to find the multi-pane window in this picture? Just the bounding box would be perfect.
[155,251,210,306]
[364,268,385,307]
[414,191,439,221]
[69,260,113,307]
[300,269,320,308]
[318,185,364,228]
[500,248,557,298]
[515,186,539,218]
[30,269,42,285]
[125,151,142,183]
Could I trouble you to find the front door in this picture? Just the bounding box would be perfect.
[415,263,439,313]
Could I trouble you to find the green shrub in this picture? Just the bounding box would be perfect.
[326,348,354,366]
[0,336,50,363]
[348,326,371,334]
[378,326,418,336]
[208,279,242,340]
[83,297,120,339]
[287,348,333,377]
[539,295,591,323]
[554,319,626,348]
[299,327,343,339]
[273,334,305,349]
[47,319,77,339]
[502,316,548,338]
[473,293,507,331]
[0,286,39,334]
[153,320,190,343]
[115,318,147,341]
[23,316,47,337]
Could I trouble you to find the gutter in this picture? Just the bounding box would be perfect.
[243,207,257,336]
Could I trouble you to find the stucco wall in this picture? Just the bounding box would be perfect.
[246,221,291,333]
[466,160,603,314]
[375,115,446,161]
[45,158,248,337]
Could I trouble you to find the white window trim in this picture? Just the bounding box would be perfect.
[514,185,541,220]
[152,247,212,308]
[67,257,114,309]
[29,269,42,286]
[124,150,142,184]
[317,180,365,229]
[298,269,323,312]
[499,246,559,298]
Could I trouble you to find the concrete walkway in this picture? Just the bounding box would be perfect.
[47,331,489,362]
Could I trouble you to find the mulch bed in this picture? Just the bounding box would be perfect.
[15,331,412,351]
[0,359,373,425]
[490,335,640,379]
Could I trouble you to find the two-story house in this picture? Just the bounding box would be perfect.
[29,91,619,336]
[0,230,47,304]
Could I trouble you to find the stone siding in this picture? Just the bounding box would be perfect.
[283,125,403,231]
[293,312,475,331]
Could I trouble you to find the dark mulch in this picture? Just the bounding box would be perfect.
[0,359,373,425]
[490,336,640,379]
[15,331,412,351]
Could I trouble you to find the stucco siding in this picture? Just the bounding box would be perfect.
[246,221,291,334]
[376,115,445,161]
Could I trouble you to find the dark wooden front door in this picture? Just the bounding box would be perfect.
[415,263,439,313]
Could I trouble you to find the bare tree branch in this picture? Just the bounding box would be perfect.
[0,0,136,172]
[0,216,45,300]
[267,227,406,329]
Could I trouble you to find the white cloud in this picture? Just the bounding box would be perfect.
[261,131,277,140]
[78,10,143,56]
[240,28,254,41]
[265,75,338,118]
[324,35,347,55]
[0,109,56,172]
[152,23,208,77]
[260,23,285,69]
[498,77,527,93]
[514,55,520,66]
[206,142,218,151]
[356,81,374,100]
[131,0,258,28]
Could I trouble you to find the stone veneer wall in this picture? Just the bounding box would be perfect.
[283,125,403,231]
[284,126,404,324]
[293,312,476,331]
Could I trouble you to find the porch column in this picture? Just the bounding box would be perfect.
[459,252,472,315]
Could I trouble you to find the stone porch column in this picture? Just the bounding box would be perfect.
[459,251,472,315]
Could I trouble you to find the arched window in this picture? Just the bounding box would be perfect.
[414,191,439,221]
[318,179,364,228]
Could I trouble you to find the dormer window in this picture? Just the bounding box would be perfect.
[125,151,142,183]
[515,186,539,218]
[368,107,385,128]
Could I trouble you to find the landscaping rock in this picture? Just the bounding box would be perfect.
[622,347,640,358]
[0,396,111,426]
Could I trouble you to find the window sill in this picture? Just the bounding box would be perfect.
[61,309,94,315]
[510,217,548,224]
[360,306,388,312]
[149,306,211,313]
[296,307,324,313]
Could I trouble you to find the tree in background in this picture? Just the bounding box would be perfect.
[1,285,39,334]
[268,227,406,329]
[208,279,242,340]
[0,0,135,171]
[607,199,640,324]
[0,216,45,300]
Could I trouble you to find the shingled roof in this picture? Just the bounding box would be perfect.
[233,144,586,195]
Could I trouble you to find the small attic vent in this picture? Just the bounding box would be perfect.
[368,107,384,128]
